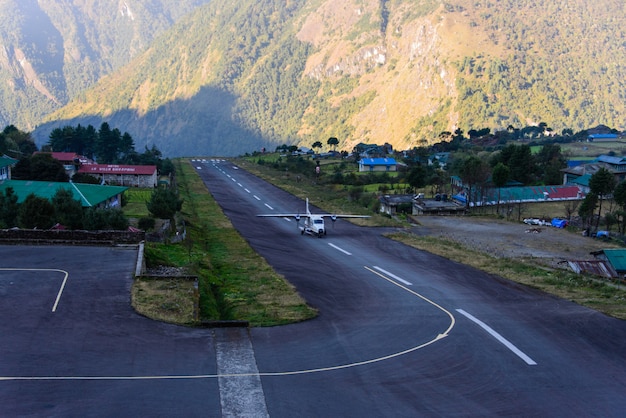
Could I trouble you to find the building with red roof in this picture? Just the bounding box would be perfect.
[77,164,157,188]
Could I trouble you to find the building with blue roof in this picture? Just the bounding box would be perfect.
[562,155,626,187]
[587,133,619,142]
[358,158,397,172]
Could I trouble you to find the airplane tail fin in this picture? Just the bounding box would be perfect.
[306,198,311,216]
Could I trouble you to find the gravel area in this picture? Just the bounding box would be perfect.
[413,216,619,267]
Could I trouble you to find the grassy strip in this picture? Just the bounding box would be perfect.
[168,159,317,326]
[132,277,198,325]
[386,231,626,320]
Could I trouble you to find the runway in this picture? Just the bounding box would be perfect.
[1,159,625,416]
[195,158,626,416]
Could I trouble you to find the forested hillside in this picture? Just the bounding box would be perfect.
[8,0,626,157]
[0,0,212,130]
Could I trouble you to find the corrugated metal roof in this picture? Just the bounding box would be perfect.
[0,156,17,169]
[566,260,617,278]
[595,155,626,164]
[0,179,127,207]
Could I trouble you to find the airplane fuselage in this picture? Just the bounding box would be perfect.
[301,216,326,237]
[257,197,369,238]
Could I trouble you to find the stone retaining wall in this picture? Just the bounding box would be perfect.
[0,229,145,245]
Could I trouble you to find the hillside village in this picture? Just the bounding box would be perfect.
[3,121,626,278]
[0,124,176,234]
[275,125,625,227]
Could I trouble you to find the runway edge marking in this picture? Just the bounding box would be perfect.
[456,309,537,366]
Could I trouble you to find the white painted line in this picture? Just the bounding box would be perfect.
[237,182,243,187]
[1,268,456,382]
[373,266,412,286]
[215,329,269,417]
[328,243,351,255]
[282,217,292,222]
[0,268,68,312]
[254,195,261,201]
[264,203,274,210]
[231,178,237,182]
[52,271,69,313]
[244,188,250,193]
[456,309,537,366]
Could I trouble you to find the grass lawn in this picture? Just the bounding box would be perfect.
[123,188,153,218]
[561,140,626,159]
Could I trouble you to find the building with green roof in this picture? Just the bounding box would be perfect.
[0,156,17,180]
[0,179,127,208]
[593,249,626,275]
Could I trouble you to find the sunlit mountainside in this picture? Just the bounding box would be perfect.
[1,0,623,157]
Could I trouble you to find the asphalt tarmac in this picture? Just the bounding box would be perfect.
[1,159,625,417]
[195,159,626,417]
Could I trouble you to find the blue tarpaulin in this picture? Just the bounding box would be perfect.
[551,218,568,228]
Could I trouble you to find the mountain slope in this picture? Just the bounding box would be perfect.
[0,0,212,130]
[27,0,626,156]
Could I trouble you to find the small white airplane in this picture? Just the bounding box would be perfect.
[257,198,370,237]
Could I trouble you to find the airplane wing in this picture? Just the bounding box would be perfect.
[256,213,310,219]
[256,198,369,220]
[320,214,370,219]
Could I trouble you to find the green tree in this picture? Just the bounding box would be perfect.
[311,141,323,152]
[460,155,491,209]
[160,158,176,176]
[536,144,566,185]
[327,137,339,151]
[31,154,69,182]
[407,165,427,193]
[612,180,626,234]
[1,125,37,158]
[83,207,128,230]
[51,188,84,229]
[0,187,19,227]
[18,194,55,229]
[12,153,69,182]
[105,208,130,230]
[589,168,616,231]
[146,188,183,222]
[492,144,535,185]
[71,173,101,184]
[491,162,510,215]
[94,122,122,163]
[578,193,598,232]
[119,132,135,161]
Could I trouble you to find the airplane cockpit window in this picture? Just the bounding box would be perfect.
[314,219,323,224]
